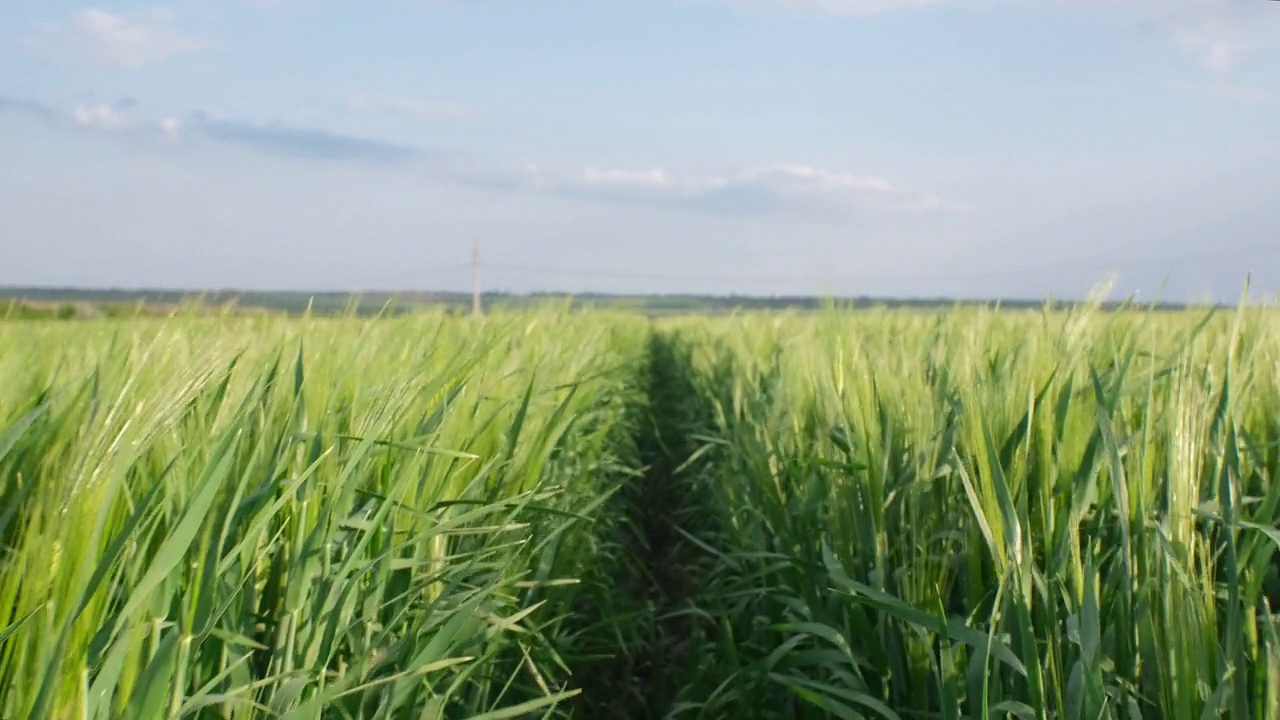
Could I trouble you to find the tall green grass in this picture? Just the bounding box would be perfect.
[660,303,1280,719]
[6,303,1280,719]
[0,311,647,719]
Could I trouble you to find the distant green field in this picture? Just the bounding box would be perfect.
[1,304,1276,719]
[0,286,1209,318]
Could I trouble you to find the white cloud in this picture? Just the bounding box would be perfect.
[1163,78,1278,106]
[577,164,897,194]
[737,0,1280,71]
[733,165,898,194]
[563,163,965,214]
[384,158,961,215]
[63,101,187,143]
[1092,1,1280,73]
[581,167,671,188]
[29,8,208,67]
[1167,13,1280,72]
[73,103,134,131]
[346,94,482,122]
[159,117,183,142]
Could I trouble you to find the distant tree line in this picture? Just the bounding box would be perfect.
[0,286,1203,320]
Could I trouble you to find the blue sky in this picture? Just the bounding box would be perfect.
[1,0,1278,300]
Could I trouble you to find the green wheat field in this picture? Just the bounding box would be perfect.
[2,302,1278,719]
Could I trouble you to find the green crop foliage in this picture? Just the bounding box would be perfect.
[656,302,1280,719]
[2,301,1278,719]
[0,310,648,719]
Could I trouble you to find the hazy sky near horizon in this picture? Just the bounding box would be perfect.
[1,0,1278,301]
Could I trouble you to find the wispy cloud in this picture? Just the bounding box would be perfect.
[1163,78,1278,106]
[189,115,424,163]
[346,94,483,122]
[0,96,965,216]
[27,8,208,67]
[0,96,59,123]
[1,97,432,163]
[734,0,1280,71]
[1166,12,1280,72]
[1,96,181,141]
[548,163,966,215]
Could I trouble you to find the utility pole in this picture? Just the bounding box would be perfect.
[471,242,482,316]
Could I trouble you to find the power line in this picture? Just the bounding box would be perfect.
[482,239,1278,287]
[339,264,471,288]
[205,238,1273,294]
[486,263,816,284]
